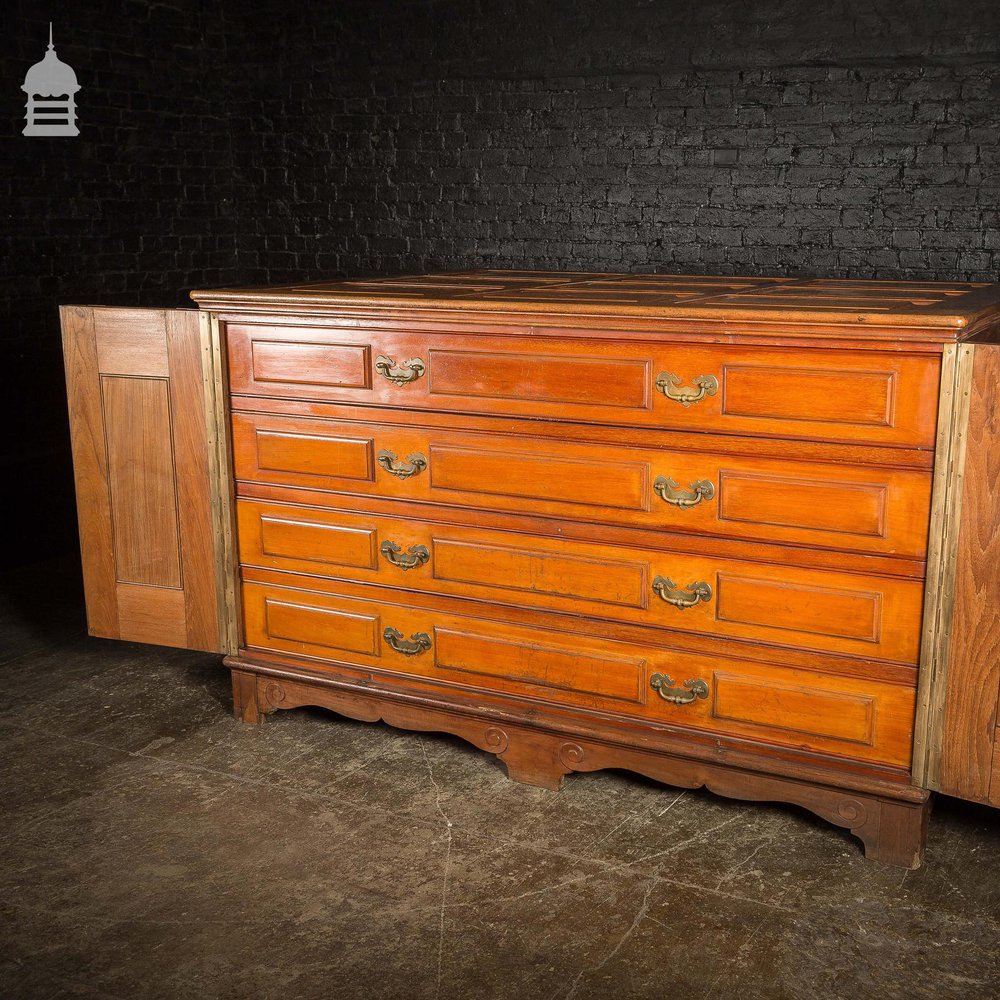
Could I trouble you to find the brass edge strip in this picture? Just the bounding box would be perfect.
[912,343,976,787]
[199,311,241,655]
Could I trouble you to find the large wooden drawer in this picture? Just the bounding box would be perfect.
[231,412,933,558]
[240,579,916,768]
[237,499,924,664]
[226,324,940,449]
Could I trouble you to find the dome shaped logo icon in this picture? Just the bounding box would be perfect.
[22,23,80,137]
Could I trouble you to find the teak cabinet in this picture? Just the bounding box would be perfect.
[60,271,1000,868]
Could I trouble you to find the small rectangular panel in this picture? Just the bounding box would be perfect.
[432,538,647,608]
[116,584,187,647]
[94,308,169,377]
[427,350,650,409]
[433,628,644,703]
[255,430,374,481]
[260,515,378,570]
[712,673,876,746]
[716,574,881,643]
[251,341,370,389]
[102,376,182,588]
[722,365,895,427]
[718,472,887,538]
[429,446,648,511]
[264,598,380,655]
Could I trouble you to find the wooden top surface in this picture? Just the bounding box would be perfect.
[191,269,1000,337]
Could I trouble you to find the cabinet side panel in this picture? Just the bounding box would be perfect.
[168,311,225,651]
[938,344,1000,803]
[61,306,119,637]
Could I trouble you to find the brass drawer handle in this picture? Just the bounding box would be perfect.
[383,627,432,656]
[655,372,718,406]
[377,449,427,480]
[380,540,430,570]
[653,476,715,508]
[650,673,709,705]
[652,576,713,609]
[375,354,426,385]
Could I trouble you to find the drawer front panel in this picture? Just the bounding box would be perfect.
[226,324,939,448]
[237,500,924,663]
[241,579,916,767]
[231,412,933,558]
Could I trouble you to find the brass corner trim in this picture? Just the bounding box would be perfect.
[199,310,241,656]
[912,342,976,789]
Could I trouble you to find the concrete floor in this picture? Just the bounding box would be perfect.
[1,561,999,1000]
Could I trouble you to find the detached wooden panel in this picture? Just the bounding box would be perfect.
[61,306,229,653]
[936,344,1000,804]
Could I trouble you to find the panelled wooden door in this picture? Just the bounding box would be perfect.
[60,306,230,652]
[924,343,1000,805]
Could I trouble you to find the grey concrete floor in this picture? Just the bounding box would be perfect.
[1,560,999,1000]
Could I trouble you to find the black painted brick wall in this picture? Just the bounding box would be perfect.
[1,1,242,565]
[231,0,1000,283]
[3,0,1000,567]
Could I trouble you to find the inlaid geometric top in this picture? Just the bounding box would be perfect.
[192,269,1000,335]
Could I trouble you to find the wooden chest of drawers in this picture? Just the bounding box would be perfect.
[60,272,1000,868]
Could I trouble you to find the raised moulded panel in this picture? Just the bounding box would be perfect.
[428,445,649,511]
[431,537,648,609]
[254,429,375,482]
[711,672,877,746]
[250,340,371,390]
[716,573,882,645]
[718,471,887,538]
[427,349,652,410]
[721,365,895,428]
[259,515,378,570]
[263,597,381,656]
[102,375,183,589]
[433,627,646,704]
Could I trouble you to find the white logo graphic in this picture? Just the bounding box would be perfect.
[22,23,80,137]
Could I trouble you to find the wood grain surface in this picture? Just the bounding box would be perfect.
[239,577,916,768]
[60,306,227,652]
[938,344,1000,803]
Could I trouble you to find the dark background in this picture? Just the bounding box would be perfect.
[2,0,998,569]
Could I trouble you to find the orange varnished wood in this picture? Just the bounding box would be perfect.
[938,345,1000,805]
[233,395,936,470]
[232,488,927,579]
[240,578,916,768]
[240,564,918,685]
[226,323,940,448]
[236,499,923,664]
[60,306,225,653]
[231,411,933,559]
[102,376,182,588]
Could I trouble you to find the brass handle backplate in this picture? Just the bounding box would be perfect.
[375,354,426,385]
[380,540,430,570]
[650,673,709,705]
[655,372,719,406]
[653,476,715,509]
[652,577,713,609]
[383,627,432,656]
[377,449,427,480]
